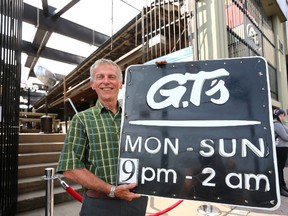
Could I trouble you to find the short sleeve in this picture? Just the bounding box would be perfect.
[56,114,88,173]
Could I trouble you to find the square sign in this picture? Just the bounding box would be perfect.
[118,57,280,210]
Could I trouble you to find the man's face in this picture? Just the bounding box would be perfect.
[90,64,122,103]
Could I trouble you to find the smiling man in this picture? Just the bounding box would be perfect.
[57,59,148,216]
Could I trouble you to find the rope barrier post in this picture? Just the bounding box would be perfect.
[44,168,55,216]
[197,203,221,216]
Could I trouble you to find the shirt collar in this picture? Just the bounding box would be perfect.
[95,100,122,114]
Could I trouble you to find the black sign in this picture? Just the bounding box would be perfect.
[245,16,263,55]
[118,57,280,209]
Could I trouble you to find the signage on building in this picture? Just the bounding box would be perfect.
[118,57,280,209]
[244,17,263,55]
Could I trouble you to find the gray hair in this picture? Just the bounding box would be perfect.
[90,58,122,82]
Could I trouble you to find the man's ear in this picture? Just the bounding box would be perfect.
[90,82,95,90]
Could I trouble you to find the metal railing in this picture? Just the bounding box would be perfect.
[0,0,23,215]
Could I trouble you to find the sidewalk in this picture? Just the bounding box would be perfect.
[17,168,288,216]
[16,195,288,216]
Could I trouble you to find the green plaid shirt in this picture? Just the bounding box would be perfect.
[57,100,122,185]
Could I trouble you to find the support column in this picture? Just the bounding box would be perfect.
[273,16,288,110]
[196,0,228,60]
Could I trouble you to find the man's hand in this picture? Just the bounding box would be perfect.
[63,169,141,201]
[155,60,167,65]
[114,183,141,201]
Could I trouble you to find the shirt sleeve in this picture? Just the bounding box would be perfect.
[56,113,88,173]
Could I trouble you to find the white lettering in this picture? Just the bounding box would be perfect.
[157,168,177,183]
[225,172,270,191]
[145,137,162,154]
[202,167,216,187]
[141,167,155,184]
[164,138,179,155]
[199,139,214,157]
[199,138,265,158]
[241,138,265,157]
[141,167,177,184]
[125,135,179,155]
[244,173,270,191]
[226,173,242,189]
[219,139,237,157]
[146,69,230,109]
[125,135,142,152]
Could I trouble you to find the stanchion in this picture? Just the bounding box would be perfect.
[44,168,55,216]
[197,203,221,216]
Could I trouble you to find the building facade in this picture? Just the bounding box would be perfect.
[193,0,288,112]
[34,0,288,117]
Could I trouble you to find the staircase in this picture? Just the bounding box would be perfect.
[17,133,83,213]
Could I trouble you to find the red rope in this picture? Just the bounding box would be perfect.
[147,200,184,216]
[60,180,83,203]
[65,186,83,203]
[60,179,183,215]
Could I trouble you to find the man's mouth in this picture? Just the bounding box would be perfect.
[101,87,113,91]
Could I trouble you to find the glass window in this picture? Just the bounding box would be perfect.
[268,64,278,100]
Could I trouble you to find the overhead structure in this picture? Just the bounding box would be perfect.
[22,1,109,77]
[33,0,196,115]
[21,0,110,107]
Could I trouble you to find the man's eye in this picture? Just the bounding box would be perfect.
[96,75,104,80]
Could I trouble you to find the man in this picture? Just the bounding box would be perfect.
[57,58,148,215]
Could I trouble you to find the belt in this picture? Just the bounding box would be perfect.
[86,189,114,199]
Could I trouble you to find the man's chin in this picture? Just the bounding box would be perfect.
[99,95,117,102]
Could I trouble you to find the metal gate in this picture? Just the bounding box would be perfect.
[0,0,23,215]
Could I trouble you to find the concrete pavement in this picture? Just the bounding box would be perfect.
[16,195,288,216]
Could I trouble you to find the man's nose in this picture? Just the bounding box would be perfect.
[102,76,110,83]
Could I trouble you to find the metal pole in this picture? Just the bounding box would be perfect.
[45,168,55,216]
[67,98,78,114]
[45,86,48,116]
[197,203,221,216]
[63,77,68,133]
[27,88,31,112]
[193,0,199,60]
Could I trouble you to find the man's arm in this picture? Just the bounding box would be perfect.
[63,168,140,201]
